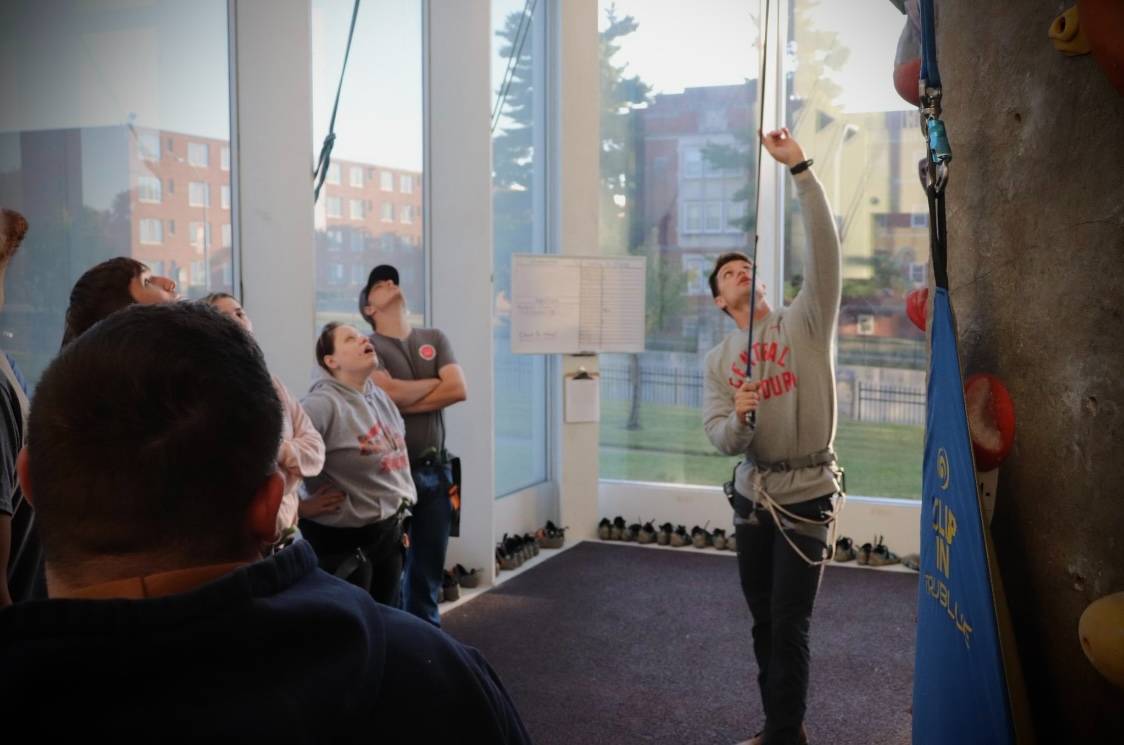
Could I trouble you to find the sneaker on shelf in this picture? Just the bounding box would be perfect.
[541,521,566,549]
[726,531,737,552]
[690,525,713,549]
[901,553,920,571]
[598,517,612,541]
[656,522,674,546]
[442,570,461,602]
[610,516,627,541]
[669,524,691,548]
[856,540,873,566]
[523,533,540,557]
[637,521,658,544]
[496,544,517,572]
[712,528,728,551]
[622,521,641,542]
[454,563,482,588]
[833,536,858,562]
[868,535,901,567]
[501,534,524,567]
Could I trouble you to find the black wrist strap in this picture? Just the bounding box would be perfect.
[790,158,814,175]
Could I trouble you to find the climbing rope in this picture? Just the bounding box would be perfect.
[313,0,362,203]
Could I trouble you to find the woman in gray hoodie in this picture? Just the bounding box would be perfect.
[299,322,417,606]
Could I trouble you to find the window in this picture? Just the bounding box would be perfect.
[221,185,230,210]
[380,171,394,191]
[400,174,413,193]
[327,229,343,248]
[351,264,366,283]
[139,218,163,244]
[400,205,413,224]
[380,202,394,222]
[220,145,230,171]
[783,0,926,498]
[167,178,175,194]
[148,260,165,276]
[191,260,206,286]
[492,0,549,495]
[137,176,162,203]
[221,223,232,248]
[189,221,212,249]
[597,0,756,486]
[189,181,210,208]
[187,142,209,167]
[167,219,176,235]
[312,0,424,351]
[137,132,160,161]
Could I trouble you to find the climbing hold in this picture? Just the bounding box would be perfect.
[906,287,928,331]
[1049,6,1092,56]
[1079,591,1124,688]
[964,373,1016,472]
[892,5,923,106]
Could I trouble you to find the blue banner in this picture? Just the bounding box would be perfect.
[913,288,1014,744]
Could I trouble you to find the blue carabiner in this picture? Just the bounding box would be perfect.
[928,119,952,164]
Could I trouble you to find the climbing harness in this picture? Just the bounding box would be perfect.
[313,0,362,203]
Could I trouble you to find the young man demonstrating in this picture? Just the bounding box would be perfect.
[703,129,842,745]
[0,303,531,743]
[360,265,466,627]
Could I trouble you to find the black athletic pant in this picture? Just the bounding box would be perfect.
[299,517,404,608]
[735,494,833,745]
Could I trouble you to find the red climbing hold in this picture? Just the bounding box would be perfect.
[964,373,1016,471]
[906,287,928,331]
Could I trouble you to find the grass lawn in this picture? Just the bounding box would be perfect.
[598,400,922,500]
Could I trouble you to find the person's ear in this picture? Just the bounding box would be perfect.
[324,354,340,371]
[714,295,728,311]
[15,447,32,508]
[245,471,284,544]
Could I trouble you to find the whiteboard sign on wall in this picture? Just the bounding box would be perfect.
[510,254,646,354]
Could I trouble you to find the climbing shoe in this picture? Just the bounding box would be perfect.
[869,536,900,567]
[442,570,461,602]
[657,522,674,546]
[690,525,713,549]
[901,553,920,571]
[856,540,873,566]
[637,521,658,544]
[669,525,691,547]
[833,536,858,562]
[622,521,641,542]
[454,563,481,588]
[598,517,612,540]
[541,521,566,549]
[610,516,626,541]
[712,528,728,551]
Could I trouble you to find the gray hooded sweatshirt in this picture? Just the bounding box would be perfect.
[702,169,842,506]
[300,373,417,528]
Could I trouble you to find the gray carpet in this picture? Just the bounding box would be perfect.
[443,541,917,745]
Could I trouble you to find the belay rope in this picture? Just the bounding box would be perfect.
[740,0,845,568]
[313,0,362,203]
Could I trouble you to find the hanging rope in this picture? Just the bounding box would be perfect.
[313,0,362,203]
[744,0,772,426]
[917,0,952,289]
[491,0,539,135]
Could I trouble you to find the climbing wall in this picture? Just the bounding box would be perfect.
[938,0,1124,739]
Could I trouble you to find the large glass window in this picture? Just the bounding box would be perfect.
[312,0,424,334]
[783,0,924,499]
[596,1,756,485]
[0,0,234,384]
[492,0,549,496]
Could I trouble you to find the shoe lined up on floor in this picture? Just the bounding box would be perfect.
[868,535,900,566]
[539,520,567,549]
[838,534,902,568]
[600,517,737,551]
[833,536,858,562]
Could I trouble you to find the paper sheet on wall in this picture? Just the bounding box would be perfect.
[510,254,645,354]
[564,376,600,423]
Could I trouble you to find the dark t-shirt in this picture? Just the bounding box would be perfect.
[369,328,457,461]
[1,361,42,601]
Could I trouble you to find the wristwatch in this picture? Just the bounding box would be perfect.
[789,158,814,175]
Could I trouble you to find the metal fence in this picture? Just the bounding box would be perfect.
[600,363,926,425]
[852,380,926,425]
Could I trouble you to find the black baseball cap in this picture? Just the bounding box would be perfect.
[359,264,400,324]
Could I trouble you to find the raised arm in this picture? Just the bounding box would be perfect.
[760,128,842,343]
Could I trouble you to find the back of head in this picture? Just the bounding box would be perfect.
[28,302,282,572]
[61,256,145,346]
